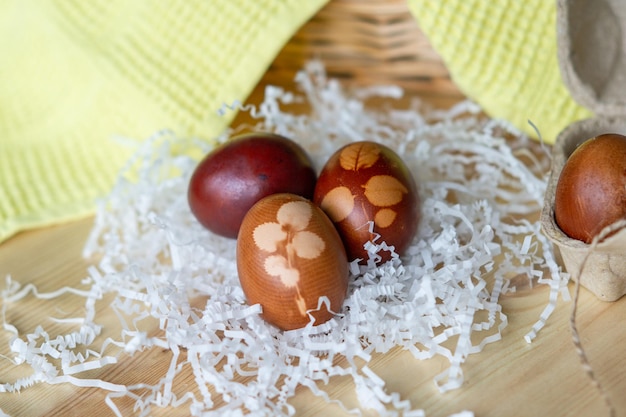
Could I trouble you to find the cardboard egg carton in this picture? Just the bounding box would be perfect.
[540,0,626,301]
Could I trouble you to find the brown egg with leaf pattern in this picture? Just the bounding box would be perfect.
[314,141,420,263]
[237,193,349,331]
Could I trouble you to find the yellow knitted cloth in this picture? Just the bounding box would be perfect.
[407,0,591,141]
[0,0,326,243]
[0,0,591,244]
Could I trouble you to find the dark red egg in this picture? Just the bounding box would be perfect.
[554,133,626,243]
[188,132,317,238]
[314,141,420,263]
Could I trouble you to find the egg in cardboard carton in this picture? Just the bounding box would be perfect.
[541,0,626,301]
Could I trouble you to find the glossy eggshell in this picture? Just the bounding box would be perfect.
[236,193,349,331]
[188,133,317,238]
[314,141,420,263]
[554,133,626,243]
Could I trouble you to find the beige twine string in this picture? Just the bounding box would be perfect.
[569,219,626,417]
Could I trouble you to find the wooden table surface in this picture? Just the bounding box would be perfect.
[0,193,626,417]
[2,3,626,416]
[2,202,626,417]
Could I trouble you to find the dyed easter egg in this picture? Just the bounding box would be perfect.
[237,193,349,330]
[314,141,420,263]
[555,133,626,243]
[188,133,316,238]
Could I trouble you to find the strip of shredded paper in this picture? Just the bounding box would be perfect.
[0,62,569,416]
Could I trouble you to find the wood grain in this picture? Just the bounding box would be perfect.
[2,217,625,416]
[2,1,625,416]
[263,0,461,97]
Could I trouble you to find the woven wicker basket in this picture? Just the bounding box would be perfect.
[264,0,463,98]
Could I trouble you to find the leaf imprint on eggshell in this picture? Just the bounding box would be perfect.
[374,208,397,228]
[276,201,312,231]
[253,223,287,252]
[291,230,325,259]
[363,175,408,207]
[295,293,307,316]
[254,200,326,289]
[265,255,300,287]
[320,186,354,222]
[339,142,380,171]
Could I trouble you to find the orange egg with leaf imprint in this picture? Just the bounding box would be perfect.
[314,141,420,263]
[237,193,349,331]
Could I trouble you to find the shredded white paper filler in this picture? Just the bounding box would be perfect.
[1,62,569,416]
